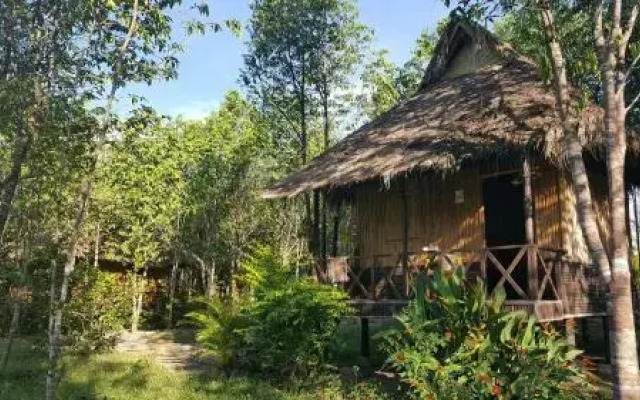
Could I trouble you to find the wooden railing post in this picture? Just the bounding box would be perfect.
[528,245,539,300]
[370,258,376,300]
[480,249,487,280]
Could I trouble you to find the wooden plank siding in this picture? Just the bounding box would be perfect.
[532,164,563,249]
[353,169,484,266]
[353,160,567,262]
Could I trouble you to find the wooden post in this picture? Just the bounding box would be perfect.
[321,193,328,265]
[360,318,370,358]
[401,178,409,297]
[332,198,342,257]
[523,155,538,300]
[581,317,589,349]
[313,190,321,259]
[603,316,611,363]
[565,318,577,347]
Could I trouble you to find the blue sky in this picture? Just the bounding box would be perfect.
[120,0,450,119]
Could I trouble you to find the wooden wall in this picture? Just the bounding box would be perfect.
[532,164,563,249]
[350,159,611,268]
[353,169,485,265]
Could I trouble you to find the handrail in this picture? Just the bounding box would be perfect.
[326,243,567,302]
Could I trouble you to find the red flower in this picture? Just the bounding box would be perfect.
[492,382,502,396]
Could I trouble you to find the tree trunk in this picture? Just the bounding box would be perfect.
[45,261,58,400]
[634,188,640,259]
[167,255,178,329]
[607,91,640,400]
[131,266,147,333]
[46,172,92,400]
[540,4,640,397]
[131,272,139,333]
[206,261,216,298]
[2,238,29,372]
[1,301,21,371]
[0,130,31,244]
[93,222,99,270]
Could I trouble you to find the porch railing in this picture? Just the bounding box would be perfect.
[323,244,566,303]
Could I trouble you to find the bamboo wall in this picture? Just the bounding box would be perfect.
[352,161,571,261]
[350,159,612,268]
[353,169,485,265]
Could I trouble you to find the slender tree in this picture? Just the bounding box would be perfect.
[242,0,370,256]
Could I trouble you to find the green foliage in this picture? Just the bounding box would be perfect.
[237,244,295,294]
[187,272,352,382]
[361,25,439,118]
[494,5,597,106]
[245,279,352,381]
[184,296,250,375]
[64,267,132,352]
[242,0,371,165]
[380,268,597,400]
[0,256,53,338]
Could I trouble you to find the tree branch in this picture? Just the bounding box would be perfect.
[120,0,140,53]
[621,0,640,55]
[593,0,607,64]
[626,89,640,113]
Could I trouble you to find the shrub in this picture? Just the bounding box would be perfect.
[184,296,250,375]
[380,268,598,400]
[237,244,296,295]
[64,267,132,351]
[245,279,352,381]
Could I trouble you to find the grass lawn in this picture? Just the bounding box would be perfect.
[0,339,341,400]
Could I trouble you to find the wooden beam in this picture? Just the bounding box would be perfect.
[523,155,539,299]
[331,199,342,257]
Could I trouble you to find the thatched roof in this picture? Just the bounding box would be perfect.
[263,19,604,199]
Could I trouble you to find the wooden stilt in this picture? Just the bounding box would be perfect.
[565,318,576,347]
[603,316,611,363]
[580,317,589,349]
[360,318,370,358]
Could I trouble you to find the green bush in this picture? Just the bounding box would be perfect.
[184,296,250,375]
[64,268,132,352]
[380,268,598,400]
[245,279,352,381]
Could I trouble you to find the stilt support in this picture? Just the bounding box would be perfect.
[360,318,370,358]
[565,318,576,347]
[603,316,611,363]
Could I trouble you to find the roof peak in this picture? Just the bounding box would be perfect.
[419,18,533,90]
